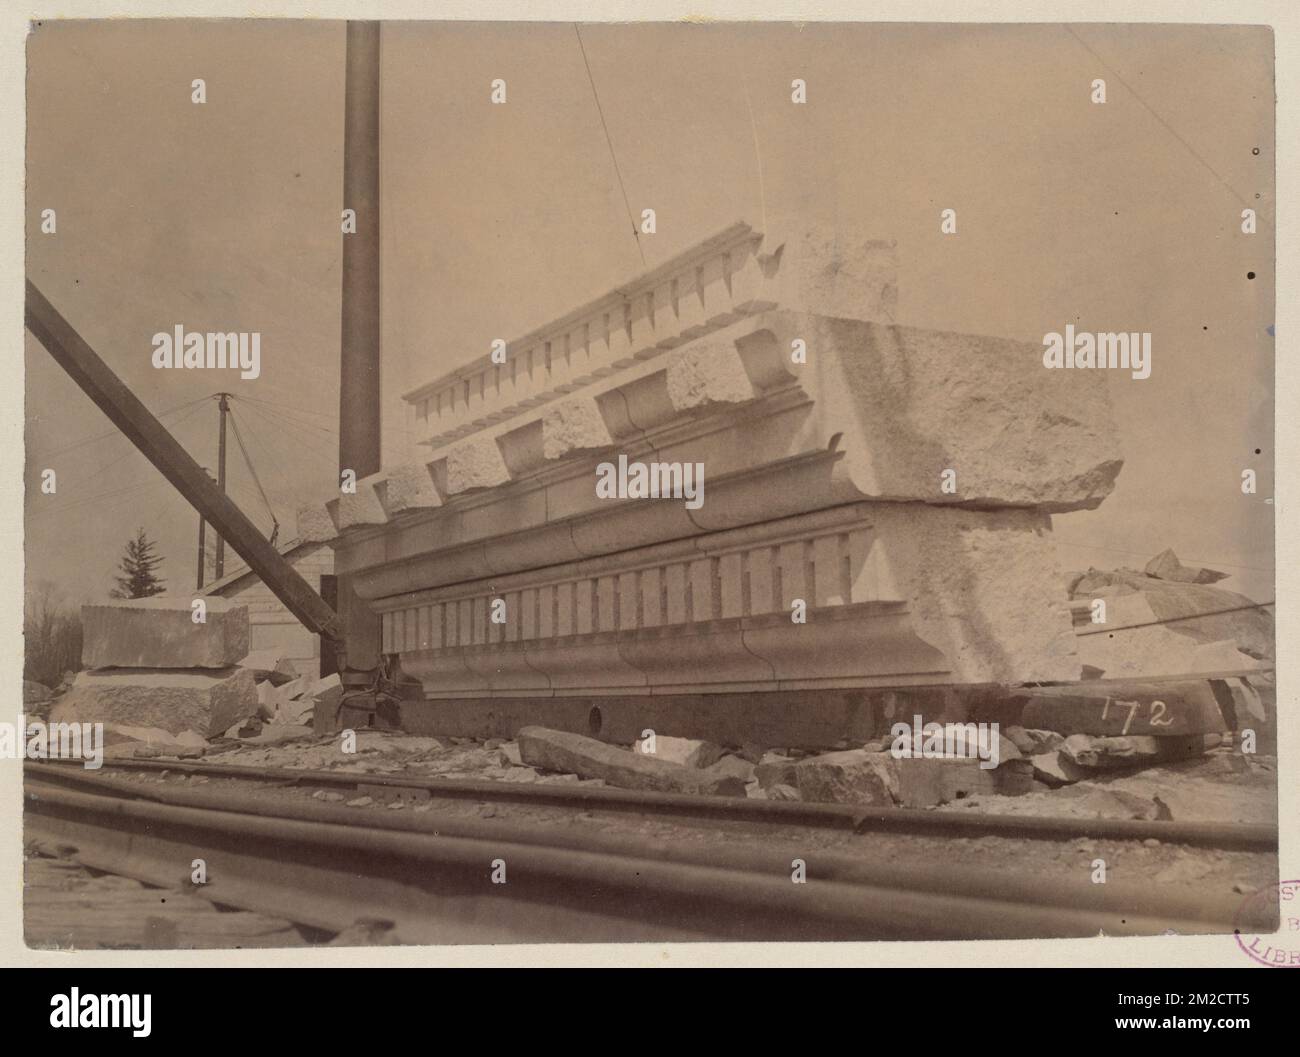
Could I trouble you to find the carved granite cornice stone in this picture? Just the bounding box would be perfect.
[297,221,1123,692]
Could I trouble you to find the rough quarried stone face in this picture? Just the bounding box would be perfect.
[80,597,250,670]
[306,220,1123,702]
[51,667,259,737]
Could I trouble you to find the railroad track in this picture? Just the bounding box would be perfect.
[26,755,1280,848]
[24,762,1278,944]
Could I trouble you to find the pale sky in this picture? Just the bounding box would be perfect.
[25,20,1275,606]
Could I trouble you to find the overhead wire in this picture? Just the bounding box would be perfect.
[27,401,211,520]
[226,404,281,544]
[574,24,646,267]
[28,393,210,462]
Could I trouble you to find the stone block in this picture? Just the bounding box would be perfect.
[705,754,757,784]
[445,435,512,494]
[307,673,344,732]
[295,502,338,543]
[80,598,250,670]
[739,311,1123,513]
[870,505,1083,684]
[754,754,799,790]
[793,749,897,806]
[334,476,389,531]
[892,757,998,808]
[665,339,757,411]
[517,726,746,797]
[380,463,442,515]
[1017,679,1233,736]
[541,398,615,461]
[52,667,259,738]
[759,223,898,323]
[992,757,1037,796]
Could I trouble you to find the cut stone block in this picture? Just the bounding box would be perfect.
[307,673,344,732]
[336,220,1138,727]
[992,757,1037,796]
[1018,680,1231,737]
[52,667,259,738]
[445,435,512,493]
[80,598,250,670]
[871,505,1083,684]
[296,502,338,543]
[309,672,343,707]
[379,463,442,515]
[759,223,898,324]
[517,726,746,797]
[665,339,757,411]
[739,312,1123,512]
[103,724,192,753]
[334,476,389,531]
[793,749,897,806]
[541,398,615,461]
[892,757,998,808]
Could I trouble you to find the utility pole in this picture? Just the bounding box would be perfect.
[196,475,208,590]
[196,464,217,589]
[214,392,230,579]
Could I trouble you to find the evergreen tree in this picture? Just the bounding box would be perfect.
[110,527,167,599]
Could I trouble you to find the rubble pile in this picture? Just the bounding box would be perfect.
[200,720,1270,826]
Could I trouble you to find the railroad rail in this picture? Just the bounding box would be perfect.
[29,756,1279,849]
[25,763,1278,944]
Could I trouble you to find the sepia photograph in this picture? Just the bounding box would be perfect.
[17,11,1283,972]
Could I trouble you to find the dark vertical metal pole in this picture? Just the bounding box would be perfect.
[339,20,382,481]
[336,21,384,675]
[215,392,230,579]
[196,512,206,590]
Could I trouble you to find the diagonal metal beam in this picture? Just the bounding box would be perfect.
[25,278,345,642]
